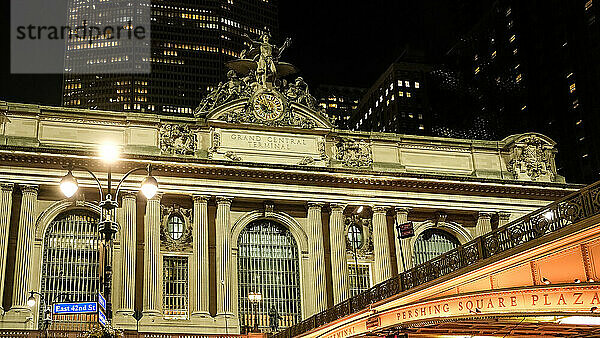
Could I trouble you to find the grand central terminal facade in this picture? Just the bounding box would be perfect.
[0,45,580,336]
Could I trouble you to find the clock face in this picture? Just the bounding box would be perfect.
[252,92,284,121]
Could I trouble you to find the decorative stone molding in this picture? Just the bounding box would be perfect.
[298,156,315,166]
[505,134,556,182]
[220,107,317,129]
[334,138,373,168]
[264,201,275,217]
[224,151,242,162]
[0,183,14,192]
[160,204,193,252]
[20,184,39,195]
[209,130,221,155]
[498,211,511,222]
[159,124,197,156]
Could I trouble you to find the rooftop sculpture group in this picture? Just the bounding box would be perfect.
[194,33,321,119]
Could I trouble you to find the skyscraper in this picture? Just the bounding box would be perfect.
[445,0,600,183]
[62,0,279,116]
[315,85,364,129]
[349,58,432,135]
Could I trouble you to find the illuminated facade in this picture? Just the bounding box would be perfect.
[62,0,278,116]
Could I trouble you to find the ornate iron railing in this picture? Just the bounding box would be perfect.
[275,181,600,338]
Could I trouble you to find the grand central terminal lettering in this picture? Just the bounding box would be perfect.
[230,133,308,151]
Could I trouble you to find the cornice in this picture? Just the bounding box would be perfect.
[0,146,581,201]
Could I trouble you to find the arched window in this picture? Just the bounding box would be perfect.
[412,228,460,266]
[237,219,301,332]
[40,209,100,330]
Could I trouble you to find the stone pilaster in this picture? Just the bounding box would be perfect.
[10,185,38,312]
[372,206,392,284]
[498,212,511,227]
[393,207,411,273]
[329,203,349,304]
[476,212,493,237]
[307,202,327,314]
[191,195,210,318]
[143,193,162,317]
[216,197,233,317]
[116,192,137,320]
[0,183,13,312]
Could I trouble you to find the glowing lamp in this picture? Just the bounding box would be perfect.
[60,171,79,198]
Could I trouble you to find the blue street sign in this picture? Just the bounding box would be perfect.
[98,308,108,327]
[53,302,97,314]
[98,292,106,311]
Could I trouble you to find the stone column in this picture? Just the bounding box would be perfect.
[191,195,210,318]
[475,212,493,237]
[116,192,136,318]
[372,206,392,284]
[143,193,162,316]
[11,185,38,312]
[216,197,233,317]
[0,183,13,312]
[307,202,327,314]
[498,212,511,227]
[329,203,349,305]
[393,207,411,273]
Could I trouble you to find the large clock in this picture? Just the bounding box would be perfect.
[251,91,285,121]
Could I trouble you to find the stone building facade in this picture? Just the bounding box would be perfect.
[0,85,577,334]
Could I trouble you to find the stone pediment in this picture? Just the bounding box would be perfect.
[205,96,334,130]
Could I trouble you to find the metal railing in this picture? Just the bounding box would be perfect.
[275,181,600,338]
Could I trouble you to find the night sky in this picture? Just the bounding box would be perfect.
[0,1,478,106]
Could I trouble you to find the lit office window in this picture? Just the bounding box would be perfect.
[474,66,481,74]
[414,81,420,88]
[237,220,301,331]
[413,229,460,266]
[405,81,410,87]
[570,83,576,93]
[348,263,371,296]
[585,0,593,11]
[406,92,412,98]
[516,74,522,83]
[398,80,403,87]
[399,91,404,97]
[510,34,516,43]
[40,210,100,330]
[163,256,189,319]
[167,214,185,240]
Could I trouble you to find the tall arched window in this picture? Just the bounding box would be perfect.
[237,219,301,332]
[40,209,100,330]
[413,228,460,266]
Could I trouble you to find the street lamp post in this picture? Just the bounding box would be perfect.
[27,291,71,338]
[59,144,158,325]
[248,291,262,332]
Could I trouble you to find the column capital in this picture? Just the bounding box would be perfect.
[395,207,411,215]
[0,183,14,192]
[478,212,494,220]
[216,196,233,205]
[372,205,389,214]
[329,203,347,212]
[148,191,163,201]
[497,211,511,221]
[307,202,324,210]
[193,195,210,203]
[121,191,138,199]
[20,184,38,195]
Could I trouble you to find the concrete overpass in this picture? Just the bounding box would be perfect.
[276,181,600,337]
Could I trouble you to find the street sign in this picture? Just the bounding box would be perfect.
[53,302,97,314]
[98,292,106,311]
[397,221,415,239]
[98,308,108,327]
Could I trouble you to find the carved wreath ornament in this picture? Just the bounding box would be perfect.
[334,138,373,168]
[507,135,555,181]
[160,123,197,156]
[160,205,193,251]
